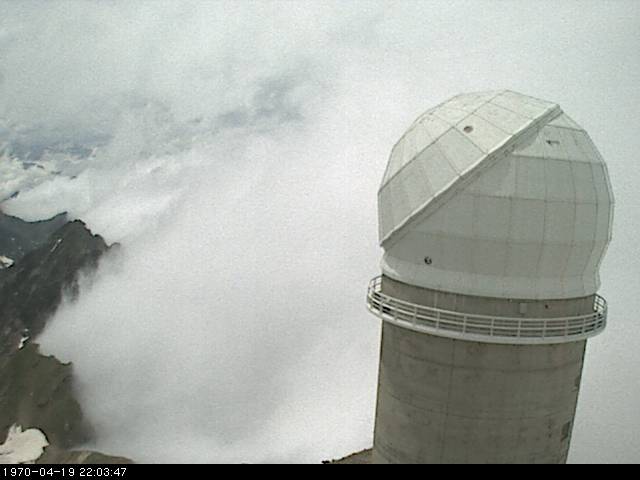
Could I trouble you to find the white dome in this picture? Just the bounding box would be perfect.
[379,90,614,299]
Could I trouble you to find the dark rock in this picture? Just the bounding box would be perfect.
[38,447,133,465]
[0,220,109,347]
[0,212,68,263]
[0,343,88,449]
[326,449,372,464]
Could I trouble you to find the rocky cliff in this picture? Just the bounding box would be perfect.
[0,212,131,464]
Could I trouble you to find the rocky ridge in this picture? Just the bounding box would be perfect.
[0,211,131,464]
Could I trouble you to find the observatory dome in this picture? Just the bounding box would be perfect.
[379,90,614,299]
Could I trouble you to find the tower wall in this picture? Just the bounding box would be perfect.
[373,276,589,464]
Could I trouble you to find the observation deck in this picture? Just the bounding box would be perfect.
[366,276,607,345]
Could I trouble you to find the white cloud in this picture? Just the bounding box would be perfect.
[2,0,639,464]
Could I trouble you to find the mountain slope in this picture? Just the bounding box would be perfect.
[0,216,131,464]
[0,220,108,341]
[0,212,68,262]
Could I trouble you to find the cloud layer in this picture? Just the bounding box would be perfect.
[1,0,639,463]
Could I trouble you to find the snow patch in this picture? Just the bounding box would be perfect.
[0,425,49,464]
[49,239,62,253]
[18,335,29,350]
[0,256,14,269]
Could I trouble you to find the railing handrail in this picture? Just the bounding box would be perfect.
[366,276,607,345]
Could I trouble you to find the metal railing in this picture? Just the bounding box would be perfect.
[366,276,607,345]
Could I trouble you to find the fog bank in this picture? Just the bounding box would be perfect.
[1,1,639,463]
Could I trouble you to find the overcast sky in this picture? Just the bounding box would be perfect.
[1,0,639,463]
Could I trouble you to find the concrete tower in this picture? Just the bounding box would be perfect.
[367,91,614,464]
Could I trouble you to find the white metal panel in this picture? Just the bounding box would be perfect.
[591,163,612,205]
[423,232,446,274]
[594,200,612,244]
[549,113,582,130]
[446,91,499,112]
[472,195,511,240]
[417,142,459,194]
[383,141,405,185]
[607,191,615,241]
[565,243,594,277]
[491,91,552,118]
[380,254,407,283]
[557,128,590,162]
[602,163,615,206]
[505,276,538,297]
[466,156,517,198]
[544,159,575,202]
[417,192,475,237]
[544,201,576,243]
[416,200,445,233]
[386,230,427,263]
[386,176,411,238]
[472,239,510,277]
[395,157,433,218]
[541,126,572,161]
[574,203,598,241]
[433,105,470,125]
[574,132,604,164]
[417,114,452,141]
[582,241,609,281]
[532,276,559,299]
[538,243,572,278]
[514,156,547,200]
[513,130,546,159]
[399,126,419,171]
[449,193,479,239]
[510,198,545,242]
[381,117,450,188]
[571,161,597,204]
[456,266,481,295]
[506,242,543,278]
[378,184,396,241]
[601,166,615,243]
[581,272,599,296]
[519,92,557,108]
[474,102,531,134]
[383,230,445,284]
[435,128,485,174]
[412,121,434,150]
[455,114,511,153]
[440,235,475,274]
